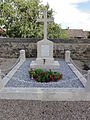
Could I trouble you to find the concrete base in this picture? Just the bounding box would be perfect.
[30,60,60,71]
[0,88,90,101]
[36,58,54,65]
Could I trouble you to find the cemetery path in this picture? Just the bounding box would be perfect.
[0,100,90,120]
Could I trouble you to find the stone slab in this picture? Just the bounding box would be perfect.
[37,39,53,59]
[30,60,60,71]
[0,87,90,101]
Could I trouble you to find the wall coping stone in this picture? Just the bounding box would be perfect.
[0,38,90,43]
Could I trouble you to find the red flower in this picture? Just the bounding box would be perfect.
[57,76,60,80]
[41,73,43,76]
[53,75,55,80]
[49,75,52,78]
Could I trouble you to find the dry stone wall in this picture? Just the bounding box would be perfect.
[0,38,90,60]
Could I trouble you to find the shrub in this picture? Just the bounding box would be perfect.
[29,68,62,82]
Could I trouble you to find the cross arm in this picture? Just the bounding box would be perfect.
[37,18,54,23]
[47,18,54,22]
[37,18,44,22]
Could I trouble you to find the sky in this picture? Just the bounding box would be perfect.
[41,0,90,31]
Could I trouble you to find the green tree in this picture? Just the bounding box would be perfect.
[0,0,67,39]
[0,0,15,36]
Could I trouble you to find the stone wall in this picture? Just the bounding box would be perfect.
[0,38,90,60]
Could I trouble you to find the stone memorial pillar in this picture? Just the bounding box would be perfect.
[65,50,71,63]
[20,50,26,62]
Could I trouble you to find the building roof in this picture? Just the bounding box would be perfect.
[65,28,87,39]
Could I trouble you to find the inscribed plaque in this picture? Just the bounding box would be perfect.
[41,45,49,57]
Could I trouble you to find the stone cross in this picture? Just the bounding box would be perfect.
[37,10,53,40]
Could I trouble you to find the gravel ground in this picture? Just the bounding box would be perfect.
[5,59,84,88]
[0,100,90,120]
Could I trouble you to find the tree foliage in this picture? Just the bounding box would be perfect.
[0,0,67,39]
[88,32,90,38]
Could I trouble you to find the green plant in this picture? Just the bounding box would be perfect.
[0,0,67,39]
[29,68,62,83]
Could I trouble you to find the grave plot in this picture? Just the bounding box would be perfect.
[0,50,89,101]
[2,10,86,89]
[5,59,84,88]
[0,10,89,101]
